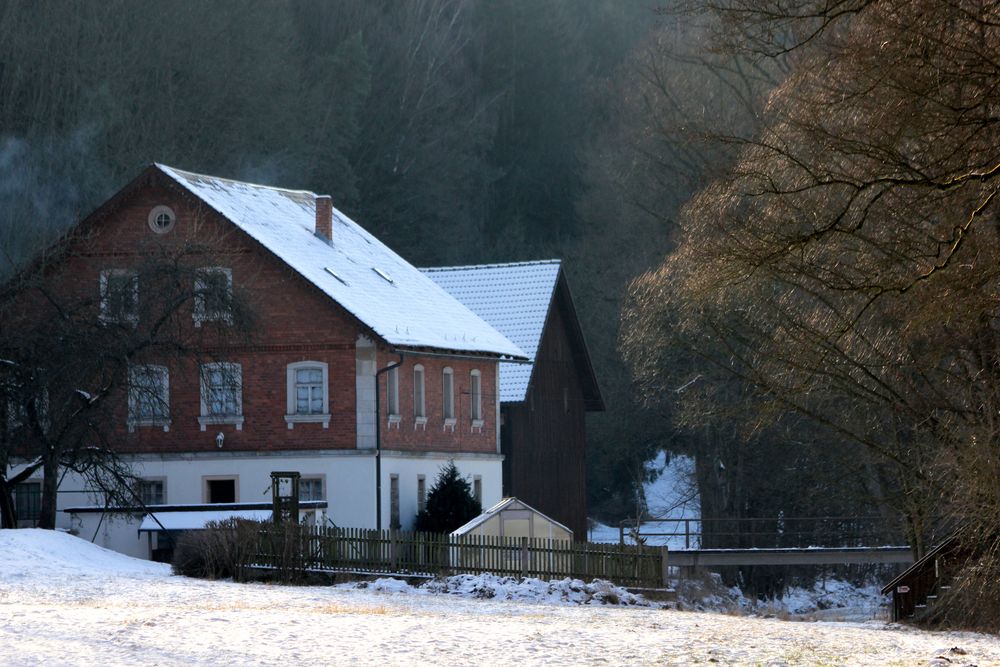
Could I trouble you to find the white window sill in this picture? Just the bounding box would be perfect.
[471,419,484,429]
[128,419,172,433]
[285,413,331,429]
[414,416,427,430]
[443,417,456,432]
[388,414,401,426]
[199,415,244,431]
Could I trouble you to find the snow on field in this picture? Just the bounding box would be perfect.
[3,530,1000,666]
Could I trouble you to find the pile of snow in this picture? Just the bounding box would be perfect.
[0,528,167,580]
[350,573,650,607]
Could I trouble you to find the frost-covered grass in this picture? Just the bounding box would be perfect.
[3,529,1000,666]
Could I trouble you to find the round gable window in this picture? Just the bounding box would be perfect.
[148,205,176,234]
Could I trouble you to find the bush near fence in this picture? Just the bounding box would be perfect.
[249,525,666,589]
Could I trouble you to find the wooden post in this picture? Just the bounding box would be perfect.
[660,546,669,588]
[390,528,399,572]
[520,537,529,578]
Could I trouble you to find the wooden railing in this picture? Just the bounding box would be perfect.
[252,525,667,589]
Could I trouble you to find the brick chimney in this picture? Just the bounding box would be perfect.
[315,195,333,243]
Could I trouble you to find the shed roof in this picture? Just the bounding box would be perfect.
[422,260,603,408]
[450,496,573,537]
[149,164,526,360]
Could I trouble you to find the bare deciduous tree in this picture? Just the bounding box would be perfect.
[624,0,1000,624]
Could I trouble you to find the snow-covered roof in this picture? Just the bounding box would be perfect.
[138,509,272,532]
[422,260,561,402]
[154,164,526,360]
[451,496,573,537]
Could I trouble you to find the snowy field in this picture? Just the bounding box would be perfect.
[3,531,1000,666]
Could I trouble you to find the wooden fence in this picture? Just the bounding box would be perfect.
[252,525,666,589]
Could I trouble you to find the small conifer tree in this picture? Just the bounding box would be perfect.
[414,461,482,533]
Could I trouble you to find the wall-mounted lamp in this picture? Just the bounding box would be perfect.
[216,432,225,449]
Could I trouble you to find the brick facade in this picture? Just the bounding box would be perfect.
[47,171,499,456]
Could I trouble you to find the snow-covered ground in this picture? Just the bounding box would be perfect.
[3,530,1000,665]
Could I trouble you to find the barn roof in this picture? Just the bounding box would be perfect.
[152,164,526,360]
[422,260,603,409]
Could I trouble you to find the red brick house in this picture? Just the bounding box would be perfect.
[423,261,604,539]
[8,164,526,554]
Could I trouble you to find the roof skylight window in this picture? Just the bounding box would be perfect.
[324,267,348,286]
[372,267,394,284]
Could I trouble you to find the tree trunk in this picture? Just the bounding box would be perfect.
[37,451,58,529]
[0,478,15,529]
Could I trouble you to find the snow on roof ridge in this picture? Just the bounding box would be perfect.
[421,259,562,272]
[154,163,317,197]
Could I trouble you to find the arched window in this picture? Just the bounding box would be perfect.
[470,369,482,424]
[442,367,455,422]
[387,365,400,422]
[413,364,426,421]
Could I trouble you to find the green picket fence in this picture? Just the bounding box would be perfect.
[251,525,666,588]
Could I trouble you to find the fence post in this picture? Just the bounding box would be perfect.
[520,537,529,578]
[660,546,669,588]
[390,528,399,572]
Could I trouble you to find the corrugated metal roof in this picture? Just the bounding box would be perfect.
[155,164,526,360]
[422,260,561,403]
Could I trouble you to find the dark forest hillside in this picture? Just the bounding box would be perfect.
[0,0,665,519]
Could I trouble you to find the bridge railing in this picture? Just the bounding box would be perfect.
[619,516,911,550]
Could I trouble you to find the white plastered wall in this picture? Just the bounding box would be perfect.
[8,448,502,558]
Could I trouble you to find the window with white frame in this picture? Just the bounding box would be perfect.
[299,477,324,501]
[470,369,482,425]
[285,361,330,428]
[100,269,139,324]
[194,267,233,326]
[137,479,165,505]
[413,364,426,423]
[442,367,455,422]
[387,366,400,422]
[128,365,170,430]
[199,362,243,430]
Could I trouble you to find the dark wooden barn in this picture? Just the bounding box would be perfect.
[424,260,604,539]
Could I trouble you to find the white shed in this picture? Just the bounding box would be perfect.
[451,497,573,542]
